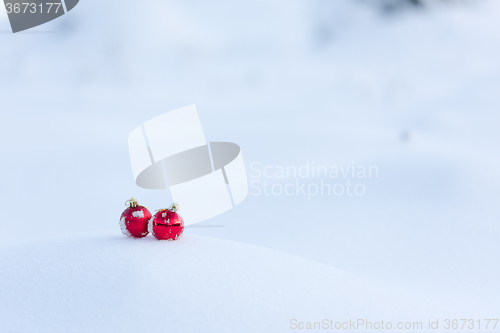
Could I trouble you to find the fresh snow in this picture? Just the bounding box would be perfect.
[119,217,132,237]
[131,210,144,218]
[0,233,478,333]
[148,217,155,235]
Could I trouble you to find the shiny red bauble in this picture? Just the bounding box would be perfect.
[120,198,152,238]
[149,204,184,241]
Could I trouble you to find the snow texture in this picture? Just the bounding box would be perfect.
[119,217,131,237]
[0,233,480,333]
[131,210,144,218]
[148,217,154,235]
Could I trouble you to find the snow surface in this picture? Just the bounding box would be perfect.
[0,233,480,333]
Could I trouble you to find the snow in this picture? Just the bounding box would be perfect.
[148,217,154,234]
[131,210,144,218]
[119,217,132,237]
[1,0,500,331]
[0,233,479,333]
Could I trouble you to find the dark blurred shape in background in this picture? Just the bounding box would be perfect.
[360,0,465,14]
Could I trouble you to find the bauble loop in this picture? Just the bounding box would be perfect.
[125,197,139,208]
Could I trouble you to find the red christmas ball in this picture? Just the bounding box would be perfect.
[149,204,184,241]
[120,198,152,238]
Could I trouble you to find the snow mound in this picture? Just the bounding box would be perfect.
[0,233,460,332]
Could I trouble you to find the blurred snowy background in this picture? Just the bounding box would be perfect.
[1,0,500,331]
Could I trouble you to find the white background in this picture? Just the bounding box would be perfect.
[1,0,499,331]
